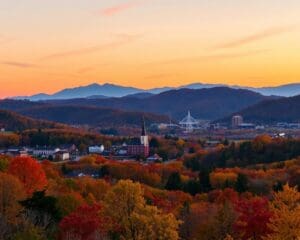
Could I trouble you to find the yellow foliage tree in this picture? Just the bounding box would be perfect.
[223,235,234,240]
[210,172,238,189]
[104,180,180,240]
[263,184,300,240]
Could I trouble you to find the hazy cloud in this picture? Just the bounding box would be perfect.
[1,61,37,68]
[144,73,176,80]
[0,35,14,45]
[147,49,270,65]
[77,64,110,74]
[213,25,296,49]
[99,0,148,16]
[41,34,142,60]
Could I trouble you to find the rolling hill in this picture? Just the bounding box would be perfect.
[219,94,300,124]
[43,87,275,120]
[16,105,169,127]
[0,109,66,131]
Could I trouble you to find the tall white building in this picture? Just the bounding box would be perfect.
[232,115,243,128]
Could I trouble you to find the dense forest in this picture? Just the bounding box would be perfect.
[0,104,168,129]
[0,135,300,239]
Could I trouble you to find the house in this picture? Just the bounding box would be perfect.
[32,147,60,159]
[54,150,70,161]
[60,144,79,160]
[5,148,28,157]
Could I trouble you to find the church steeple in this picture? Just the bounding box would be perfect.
[141,116,146,136]
[140,116,149,147]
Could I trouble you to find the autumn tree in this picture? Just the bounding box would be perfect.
[224,235,234,240]
[263,184,300,240]
[59,204,107,240]
[234,197,273,240]
[210,171,237,189]
[0,173,25,239]
[56,192,85,216]
[76,177,110,202]
[104,180,180,240]
[0,155,10,172]
[180,202,218,240]
[11,222,45,240]
[8,157,48,195]
[211,202,236,239]
[0,133,20,148]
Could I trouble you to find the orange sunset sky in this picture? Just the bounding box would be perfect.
[0,0,300,98]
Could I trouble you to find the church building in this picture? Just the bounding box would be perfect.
[127,117,150,158]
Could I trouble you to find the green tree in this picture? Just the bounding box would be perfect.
[199,169,212,193]
[20,191,62,237]
[234,173,249,193]
[165,172,182,190]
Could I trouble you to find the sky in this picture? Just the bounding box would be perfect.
[0,0,300,97]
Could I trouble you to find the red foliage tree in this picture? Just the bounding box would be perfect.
[208,188,239,204]
[8,156,48,195]
[59,204,108,240]
[234,197,273,240]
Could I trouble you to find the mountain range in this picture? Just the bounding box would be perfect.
[11,82,300,101]
[3,87,274,121]
[3,85,300,127]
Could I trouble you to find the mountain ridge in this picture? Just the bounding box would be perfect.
[218,95,300,124]
[11,82,300,101]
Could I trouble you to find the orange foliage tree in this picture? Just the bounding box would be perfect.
[0,172,25,224]
[8,157,48,195]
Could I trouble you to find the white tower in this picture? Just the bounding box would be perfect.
[179,111,199,132]
[140,117,149,146]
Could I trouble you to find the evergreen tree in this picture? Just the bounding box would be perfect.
[165,172,182,190]
[199,169,212,193]
[235,173,248,193]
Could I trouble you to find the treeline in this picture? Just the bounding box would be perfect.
[184,135,300,170]
[0,129,118,150]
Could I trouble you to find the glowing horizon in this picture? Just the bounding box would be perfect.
[1,0,300,98]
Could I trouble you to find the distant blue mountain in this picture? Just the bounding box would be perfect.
[50,83,142,99]
[124,92,155,99]
[12,82,300,101]
[248,83,300,97]
[181,82,300,97]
